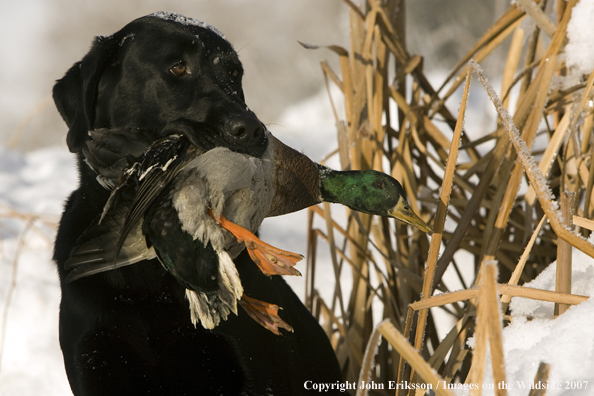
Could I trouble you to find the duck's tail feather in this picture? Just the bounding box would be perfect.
[217,250,244,307]
[64,204,156,282]
[186,251,243,329]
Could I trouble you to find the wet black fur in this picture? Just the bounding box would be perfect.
[53,14,341,396]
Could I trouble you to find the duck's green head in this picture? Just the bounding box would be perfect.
[319,167,433,235]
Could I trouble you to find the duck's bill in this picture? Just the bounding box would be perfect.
[388,198,433,235]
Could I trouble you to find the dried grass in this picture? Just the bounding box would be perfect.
[304,0,594,393]
[0,206,57,374]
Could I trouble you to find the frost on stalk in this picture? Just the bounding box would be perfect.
[468,60,559,214]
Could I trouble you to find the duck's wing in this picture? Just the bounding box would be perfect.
[113,135,200,256]
[66,135,199,282]
[83,128,159,190]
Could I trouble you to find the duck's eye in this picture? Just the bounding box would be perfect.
[372,180,386,190]
[230,69,240,78]
[170,62,187,77]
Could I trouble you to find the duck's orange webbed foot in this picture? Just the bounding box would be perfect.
[239,294,293,335]
[209,210,302,277]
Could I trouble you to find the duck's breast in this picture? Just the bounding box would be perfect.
[173,145,275,254]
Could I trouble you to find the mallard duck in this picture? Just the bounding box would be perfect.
[65,127,432,334]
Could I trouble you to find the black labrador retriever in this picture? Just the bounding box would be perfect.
[53,12,342,396]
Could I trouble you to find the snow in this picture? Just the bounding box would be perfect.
[509,244,594,318]
[566,0,594,76]
[0,147,76,396]
[149,11,226,39]
[464,238,594,396]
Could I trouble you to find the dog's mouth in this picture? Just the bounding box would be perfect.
[159,118,269,159]
[220,125,268,158]
[219,114,268,157]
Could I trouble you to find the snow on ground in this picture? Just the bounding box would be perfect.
[0,146,76,396]
[499,243,594,396]
[566,0,594,76]
[463,239,594,396]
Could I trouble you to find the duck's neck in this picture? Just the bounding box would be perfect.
[318,167,353,204]
[266,135,323,217]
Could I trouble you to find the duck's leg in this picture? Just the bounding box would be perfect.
[209,210,302,276]
[239,294,293,335]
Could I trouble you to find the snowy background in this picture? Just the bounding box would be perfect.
[2,1,594,395]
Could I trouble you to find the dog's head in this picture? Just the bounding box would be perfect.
[53,12,266,157]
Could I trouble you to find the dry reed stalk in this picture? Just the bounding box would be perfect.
[478,49,558,263]
[573,216,594,231]
[500,215,547,309]
[321,203,348,319]
[396,307,415,389]
[427,314,471,370]
[483,263,507,396]
[434,5,525,98]
[310,206,425,291]
[466,274,488,395]
[566,67,594,147]
[407,69,470,386]
[355,320,384,396]
[0,207,58,251]
[466,262,507,396]
[440,17,524,107]
[373,320,455,396]
[555,192,574,316]
[528,362,551,396]
[500,27,525,111]
[442,320,471,383]
[0,205,59,228]
[514,0,557,38]
[410,284,588,311]
[525,112,570,206]
[478,0,569,264]
[472,59,594,261]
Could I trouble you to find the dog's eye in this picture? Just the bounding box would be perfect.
[170,62,187,77]
[230,69,240,79]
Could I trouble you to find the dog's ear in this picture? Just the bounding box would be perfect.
[53,35,120,153]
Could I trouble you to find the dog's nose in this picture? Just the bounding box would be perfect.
[226,114,264,145]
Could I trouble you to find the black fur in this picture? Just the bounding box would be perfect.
[53,14,341,395]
